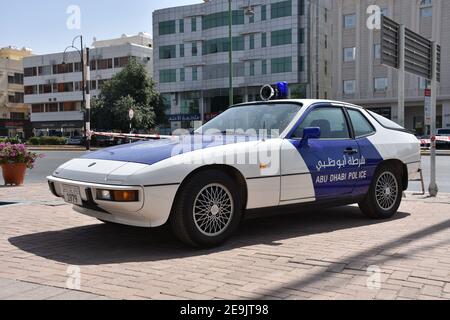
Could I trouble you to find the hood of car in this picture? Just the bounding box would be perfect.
[81,135,258,166]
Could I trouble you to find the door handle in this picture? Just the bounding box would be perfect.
[344,148,358,155]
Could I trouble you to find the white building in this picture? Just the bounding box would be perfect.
[153,0,332,133]
[23,33,153,136]
[331,0,450,134]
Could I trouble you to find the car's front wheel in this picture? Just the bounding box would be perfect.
[359,164,402,219]
[170,170,243,248]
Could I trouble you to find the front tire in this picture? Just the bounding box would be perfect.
[170,170,243,248]
[359,164,402,219]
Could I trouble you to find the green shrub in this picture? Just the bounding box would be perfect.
[0,137,20,144]
[27,136,67,145]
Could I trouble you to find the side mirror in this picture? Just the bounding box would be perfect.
[300,127,321,147]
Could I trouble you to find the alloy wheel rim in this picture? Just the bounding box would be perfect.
[375,171,398,211]
[193,183,234,237]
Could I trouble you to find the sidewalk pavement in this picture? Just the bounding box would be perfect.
[0,183,449,300]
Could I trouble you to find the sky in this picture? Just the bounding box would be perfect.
[0,0,202,55]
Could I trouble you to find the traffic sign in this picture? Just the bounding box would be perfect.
[129,109,134,120]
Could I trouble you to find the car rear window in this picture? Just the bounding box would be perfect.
[368,111,404,130]
[438,129,450,135]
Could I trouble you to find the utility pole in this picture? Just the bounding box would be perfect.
[85,47,91,151]
[228,0,233,106]
[397,25,406,127]
[428,42,439,197]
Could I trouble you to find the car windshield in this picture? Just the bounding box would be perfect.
[196,103,302,137]
[438,129,450,136]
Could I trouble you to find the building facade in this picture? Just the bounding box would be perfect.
[0,47,33,138]
[153,0,332,133]
[331,0,450,135]
[23,33,153,137]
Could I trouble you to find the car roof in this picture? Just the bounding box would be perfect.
[233,99,364,109]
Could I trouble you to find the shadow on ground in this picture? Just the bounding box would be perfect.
[9,205,409,265]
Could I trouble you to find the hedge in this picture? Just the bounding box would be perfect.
[28,136,67,145]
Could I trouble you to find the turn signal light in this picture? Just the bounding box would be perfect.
[96,189,139,202]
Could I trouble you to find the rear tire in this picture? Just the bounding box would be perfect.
[359,164,402,219]
[170,170,243,248]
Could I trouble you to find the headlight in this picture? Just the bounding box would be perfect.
[96,189,139,202]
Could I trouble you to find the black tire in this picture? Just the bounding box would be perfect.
[170,169,243,248]
[359,164,402,219]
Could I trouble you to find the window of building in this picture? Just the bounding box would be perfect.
[271,29,292,46]
[179,19,184,33]
[160,69,177,83]
[419,77,429,90]
[299,56,305,72]
[261,5,267,20]
[97,59,113,70]
[271,0,292,19]
[8,93,24,104]
[39,84,52,94]
[249,13,254,23]
[324,34,328,48]
[90,80,97,90]
[344,47,356,62]
[262,60,267,75]
[347,109,376,137]
[53,82,74,93]
[293,107,350,139]
[191,17,197,32]
[298,28,305,44]
[261,33,267,47]
[420,7,432,17]
[324,60,328,75]
[180,44,185,58]
[180,68,185,82]
[90,60,97,70]
[202,10,244,30]
[202,36,244,55]
[299,0,305,16]
[47,103,59,112]
[374,77,388,92]
[63,102,77,112]
[74,62,82,72]
[10,112,25,120]
[249,34,255,49]
[24,85,38,95]
[53,63,73,74]
[192,42,198,56]
[250,61,255,76]
[344,14,356,28]
[192,67,198,81]
[271,57,292,74]
[24,67,37,77]
[159,20,176,35]
[7,73,24,84]
[114,56,130,68]
[31,104,44,113]
[374,44,381,60]
[343,80,356,94]
[159,45,177,59]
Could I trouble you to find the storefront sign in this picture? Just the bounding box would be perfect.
[32,121,84,129]
[168,114,201,122]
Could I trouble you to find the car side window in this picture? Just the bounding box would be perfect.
[347,109,376,138]
[292,107,350,139]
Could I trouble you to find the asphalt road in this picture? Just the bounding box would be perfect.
[24,151,450,193]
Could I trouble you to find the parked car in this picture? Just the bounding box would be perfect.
[48,99,421,248]
[67,136,86,146]
[436,129,450,149]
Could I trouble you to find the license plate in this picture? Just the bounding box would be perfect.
[62,185,82,206]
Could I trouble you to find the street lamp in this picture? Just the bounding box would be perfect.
[62,35,91,151]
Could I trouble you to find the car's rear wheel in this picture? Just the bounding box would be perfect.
[170,170,242,248]
[359,164,402,219]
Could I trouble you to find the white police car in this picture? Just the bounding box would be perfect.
[48,100,421,247]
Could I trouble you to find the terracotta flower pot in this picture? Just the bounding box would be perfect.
[1,163,27,186]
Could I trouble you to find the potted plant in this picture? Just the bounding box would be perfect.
[0,143,42,186]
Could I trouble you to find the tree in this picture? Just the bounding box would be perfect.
[91,58,165,132]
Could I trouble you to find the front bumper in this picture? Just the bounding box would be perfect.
[47,176,150,227]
